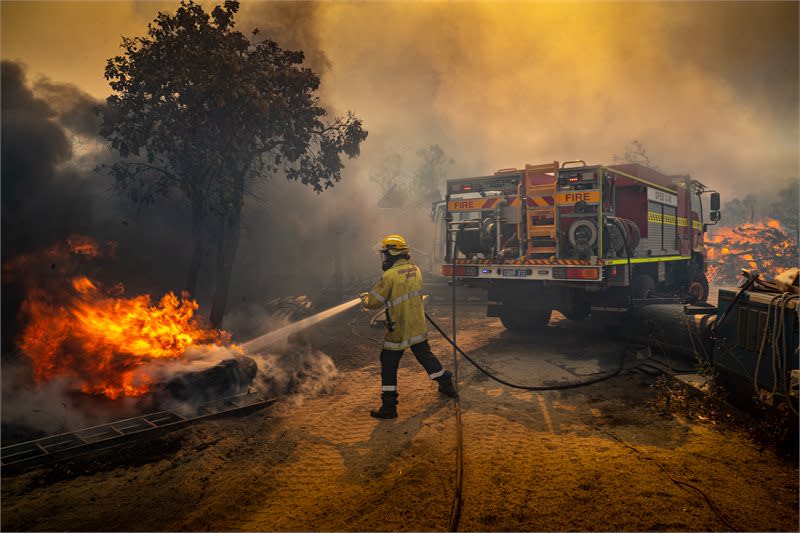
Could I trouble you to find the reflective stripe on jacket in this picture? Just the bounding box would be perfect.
[362,258,428,350]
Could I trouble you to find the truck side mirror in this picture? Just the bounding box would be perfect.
[710,211,721,222]
[710,192,720,211]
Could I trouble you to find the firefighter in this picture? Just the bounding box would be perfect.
[360,234,457,419]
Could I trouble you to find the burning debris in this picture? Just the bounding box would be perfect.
[265,295,314,320]
[3,234,342,440]
[0,236,342,449]
[21,277,232,399]
[5,236,236,400]
[161,355,258,404]
[706,219,798,286]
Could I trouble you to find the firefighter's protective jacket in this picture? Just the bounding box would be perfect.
[363,258,428,350]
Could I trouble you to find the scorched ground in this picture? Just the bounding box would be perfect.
[2,305,798,532]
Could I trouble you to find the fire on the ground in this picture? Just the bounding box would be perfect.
[5,236,234,399]
[706,218,798,286]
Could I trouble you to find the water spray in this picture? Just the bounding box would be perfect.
[242,297,362,353]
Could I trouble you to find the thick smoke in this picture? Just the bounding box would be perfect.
[223,1,799,309]
[1,61,196,352]
[224,2,800,303]
[1,62,96,259]
[3,1,796,197]
[284,1,798,198]
[6,2,795,310]
[239,1,331,76]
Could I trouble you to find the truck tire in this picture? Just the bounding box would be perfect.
[561,290,591,321]
[687,272,709,303]
[635,273,656,299]
[563,300,591,321]
[499,306,551,333]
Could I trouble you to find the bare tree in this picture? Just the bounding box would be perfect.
[370,152,408,207]
[613,139,658,169]
[409,144,452,206]
[371,145,453,207]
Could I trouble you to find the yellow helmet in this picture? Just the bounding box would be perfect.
[379,234,410,256]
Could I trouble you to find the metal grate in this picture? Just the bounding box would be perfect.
[1,393,274,473]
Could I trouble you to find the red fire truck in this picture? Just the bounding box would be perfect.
[441,161,721,331]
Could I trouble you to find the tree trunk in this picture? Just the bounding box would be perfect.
[185,191,205,296]
[209,172,245,329]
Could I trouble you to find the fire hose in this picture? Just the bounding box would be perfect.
[429,241,636,532]
[424,313,628,532]
[425,307,741,532]
[424,312,627,390]
[427,216,745,530]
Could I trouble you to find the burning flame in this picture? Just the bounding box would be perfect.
[66,235,102,257]
[9,237,232,399]
[706,218,797,285]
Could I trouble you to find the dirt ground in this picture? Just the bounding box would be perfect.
[2,305,798,532]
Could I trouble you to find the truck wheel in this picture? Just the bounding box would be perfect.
[563,300,591,321]
[635,274,656,299]
[687,272,709,302]
[499,307,551,333]
[561,291,591,321]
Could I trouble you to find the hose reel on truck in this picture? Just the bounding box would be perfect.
[565,217,641,259]
[454,217,496,256]
[452,197,519,260]
[566,219,597,258]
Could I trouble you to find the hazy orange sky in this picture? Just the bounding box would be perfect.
[2,1,798,197]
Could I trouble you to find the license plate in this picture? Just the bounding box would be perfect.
[501,268,531,277]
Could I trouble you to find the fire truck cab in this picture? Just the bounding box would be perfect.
[441,161,721,332]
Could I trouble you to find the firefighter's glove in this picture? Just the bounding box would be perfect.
[358,292,370,308]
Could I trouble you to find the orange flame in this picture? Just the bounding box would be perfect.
[706,218,797,285]
[9,237,232,400]
[66,235,101,257]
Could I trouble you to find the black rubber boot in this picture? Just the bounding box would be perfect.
[435,370,458,398]
[370,391,398,419]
